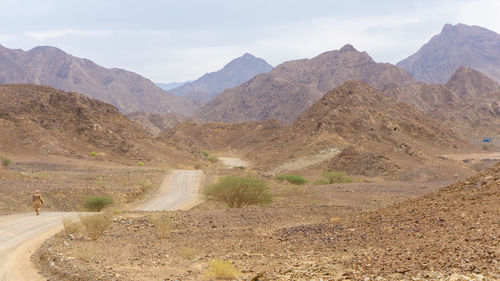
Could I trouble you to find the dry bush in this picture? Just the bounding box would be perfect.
[205,260,240,280]
[62,217,81,234]
[68,242,101,262]
[178,247,199,260]
[203,175,272,208]
[147,213,172,239]
[1,156,11,168]
[80,213,112,240]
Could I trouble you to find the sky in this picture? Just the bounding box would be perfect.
[0,0,499,83]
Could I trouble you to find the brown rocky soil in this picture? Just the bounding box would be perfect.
[126,111,186,136]
[33,164,500,280]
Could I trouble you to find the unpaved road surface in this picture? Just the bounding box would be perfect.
[134,169,204,211]
[439,152,500,162]
[0,212,80,281]
[218,157,249,169]
[0,168,205,280]
[268,148,340,175]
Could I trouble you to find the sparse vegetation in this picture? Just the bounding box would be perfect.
[1,156,11,168]
[148,213,172,239]
[84,196,113,212]
[205,260,240,280]
[200,150,210,158]
[79,213,112,240]
[62,217,81,234]
[320,171,355,184]
[194,162,202,169]
[178,247,199,260]
[200,150,218,163]
[276,174,308,185]
[203,175,272,208]
[89,151,98,157]
[234,166,245,170]
[137,161,145,166]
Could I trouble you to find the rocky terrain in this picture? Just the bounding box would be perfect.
[126,111,186,136]
[397,23,500,83]
[33,161,500,280]
[196,45,416,124]
[170,53,273,103]
[0,44,198,115]
[0,84,192,162]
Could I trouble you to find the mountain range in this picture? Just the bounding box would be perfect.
[397,23,500,83]
[0,45,198,116]
[169,53,273,103]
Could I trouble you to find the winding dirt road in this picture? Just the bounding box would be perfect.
[0,169,205,280]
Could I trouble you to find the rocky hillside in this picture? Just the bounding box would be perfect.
[196,45,416,124]
[0,84,190,162]
[170,53,273,103]
[0,45,198,116]
[126,111,186,136]
[397,23,500,83]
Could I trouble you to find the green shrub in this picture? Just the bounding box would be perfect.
[200,150,210,158]
[207,155,218,163]
[203,176,272,208]
[84,196,113,212]
[89,151,98,157]
[234,166,245,170]
[275,174,308,185]
[205,260,240,280]
[80,213,112,240]
[194,162,202,169]
[137,161,145,166]
[1,156,11,168]
[321,171,355,184]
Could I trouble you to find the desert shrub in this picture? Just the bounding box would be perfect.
[89,151,98,157]
[275,174,307,185]
[234,166,245,170]
[84,196,113,212]
[205,260,240,280]
[147,213,172,239]
[178,247,199,260]
[137,161,145,166]
[322,171,355,184]
[62,217,81,234]
[207,155,218,163]
[1,156,12,168]
[200,150,210,158]
[203,176,272,208]
[194,162,202,169]
[80,213,112,240]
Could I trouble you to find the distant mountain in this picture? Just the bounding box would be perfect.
[170,53,273,103]
[157,81,189,91]
[397,23,500,83]
[196,45,416,124]
[0,45,198,116]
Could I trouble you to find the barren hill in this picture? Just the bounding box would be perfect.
[170,53,273,103]
[0,84,190,162]
[397,23,500,83]
[126,111,186,136]
[196,45,416,124]
[0,45,198,116]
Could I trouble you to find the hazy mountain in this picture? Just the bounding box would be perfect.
[0,44,198,116]
[157,81,189,91]
[397,23,500,83]
[170,53,273,103]
[196,45,416,124]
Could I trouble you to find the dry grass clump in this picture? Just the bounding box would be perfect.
[62,217,81,234]
[178,247,199,260]
[205,260,240,280]
[147,213,172,239]
[79,213,112,240]
[68,242,101,262]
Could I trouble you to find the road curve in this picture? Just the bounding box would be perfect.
[218,157,249,169]
[134,169,204,211]
[0,212,80,281]
[0,169,204,280]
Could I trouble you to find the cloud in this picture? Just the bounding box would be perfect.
[24,29,112,40]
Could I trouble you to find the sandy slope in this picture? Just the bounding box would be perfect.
[218,157,249,169]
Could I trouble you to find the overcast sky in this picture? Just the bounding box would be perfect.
[0,0,499,83]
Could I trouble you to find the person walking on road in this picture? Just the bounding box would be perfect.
[32,190,44,216]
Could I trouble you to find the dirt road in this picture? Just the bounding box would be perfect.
[0,168,205,280]
[438,152,500,162]
[0,212,80,281]
[134,169,204,211]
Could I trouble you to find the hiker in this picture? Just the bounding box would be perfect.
[32,190,44,216]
